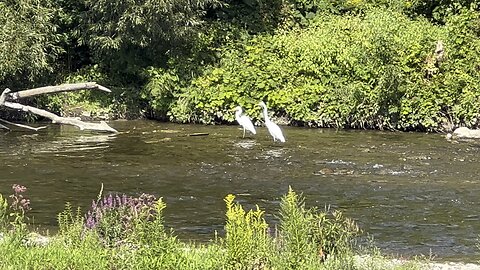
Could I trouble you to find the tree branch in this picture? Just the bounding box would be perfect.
[7,82,111,100]
[0,88,11,105]
[3,101,118,133]
[0,118,47,131]
[0,121,10,130]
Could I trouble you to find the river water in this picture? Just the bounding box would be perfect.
[0,120,479,262]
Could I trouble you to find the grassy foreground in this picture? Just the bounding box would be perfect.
[0,185,427,269]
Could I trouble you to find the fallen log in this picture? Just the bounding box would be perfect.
[3,101,117,133]
[7,82,111,100]
[0,83,117,133]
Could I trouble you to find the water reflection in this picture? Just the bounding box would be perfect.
[0,121,480,262]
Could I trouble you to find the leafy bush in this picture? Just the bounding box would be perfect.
[0,186,434,269]
[223,194,272,269]
[0,185,31,236]
[57,202,85,246]
[85,193,160,247]
[438,4,480,127]
[272,187,360,269]
[0,0,62,89]
[167,8,459,131]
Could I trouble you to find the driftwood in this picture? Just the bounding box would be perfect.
[0,83,117,133]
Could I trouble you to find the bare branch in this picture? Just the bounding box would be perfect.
[0,118,47,131]
[0,122,10,130]
[8,82,111,100]
[3,101,117,133]
[0,88,11,105]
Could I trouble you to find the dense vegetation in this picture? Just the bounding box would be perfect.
[1,0,479,131]
[0,185,426,269]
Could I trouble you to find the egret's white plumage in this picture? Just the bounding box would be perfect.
[234,106,256,138]
[258,101,285,143]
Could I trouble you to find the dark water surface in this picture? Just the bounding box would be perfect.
[1,120,479,262]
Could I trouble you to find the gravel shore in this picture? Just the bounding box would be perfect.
[427,262,480,270]
[354,255,480,269]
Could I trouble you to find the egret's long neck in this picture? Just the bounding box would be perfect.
[261,106,270,122]
[235,109,242,118]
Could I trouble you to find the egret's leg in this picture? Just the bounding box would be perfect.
[243,128,246,138]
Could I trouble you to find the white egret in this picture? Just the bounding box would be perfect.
[258,101,286,143]
[234,106,256,138]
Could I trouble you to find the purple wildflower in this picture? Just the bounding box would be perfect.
[12,184,27,194]
[9,184,31,214]
[84,192,160,245]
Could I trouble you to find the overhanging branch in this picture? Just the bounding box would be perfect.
[0,84,117,133]
[0,118,46,131]
[3,101,117,133]
[8,82,111,100]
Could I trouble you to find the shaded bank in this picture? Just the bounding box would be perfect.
[1,2,479,133]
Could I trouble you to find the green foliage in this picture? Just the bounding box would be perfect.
[274,187,360,269]
[169,8,459,131]
[0,194,8,230]
[129,199,186,269]
[6,185,31,237]
[84,193,162,247]
[57,202,85,246]
[276,186,321,268]
[0,0,62,89]
[1,0,480,131]
[38,65,110,114]
[0,187,435,269]
[141,67,182,119]
[405,0,479,22]
[211,0,294,32]
[79,0,221,80]
[35,65,142,120]
[0,232,112,270]
[439,5,480,127]
[223,194,271,269]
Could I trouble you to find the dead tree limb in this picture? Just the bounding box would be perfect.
[7,82,111,100]
[0,84,117,133]
[0,118,47,131]
[0,88,10,105]
[3,101,117,133]
[0,122,9,130]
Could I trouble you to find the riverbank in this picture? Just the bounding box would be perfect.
[353,255,480,270]
[2,186,477,269]
[428,262,480,270]
[2,232,479,269]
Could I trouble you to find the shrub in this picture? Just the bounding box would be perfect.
[84,193,159,247]
[223,194,272,269]
[167,8,452,131]
[273,187,360,269]
[0,185,32,236]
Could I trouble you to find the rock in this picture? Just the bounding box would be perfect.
[447,127,480,139]
[23,232,50,247]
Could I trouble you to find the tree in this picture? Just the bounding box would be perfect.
[78,0,222,81]
[0,0,63,89]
